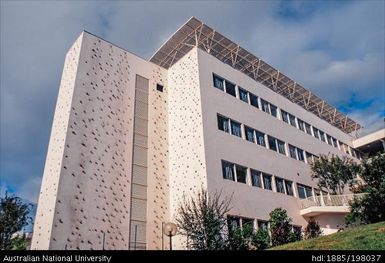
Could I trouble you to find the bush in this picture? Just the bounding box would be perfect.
[252,228,270,250]
[304,219,322,239]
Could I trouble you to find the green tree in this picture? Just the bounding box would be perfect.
[311,154,359,194]
[304,218,322,239]
[0,192,32,250]
[175,188,232,250]
[226,223,255,250]
[346,153,385,225]
[269,208,297,246]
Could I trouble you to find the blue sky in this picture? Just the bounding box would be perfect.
[1,1,384,210]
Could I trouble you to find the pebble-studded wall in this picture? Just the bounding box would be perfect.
[167,48,208,249]
[32,32,169,250]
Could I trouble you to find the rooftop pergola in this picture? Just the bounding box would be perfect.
[150,17,362,135]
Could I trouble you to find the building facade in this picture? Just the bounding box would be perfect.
[32,17,366,250]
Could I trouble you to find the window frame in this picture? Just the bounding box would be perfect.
[244,126,255,143]
[230,119,242,138]
[255,130,266,147]
[224,80,236,97]
[213,74,225,91]
[267,135,278,152]
[217,114,230,133]
[238,87,249,103]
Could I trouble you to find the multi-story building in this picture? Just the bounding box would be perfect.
[32,17,369,250]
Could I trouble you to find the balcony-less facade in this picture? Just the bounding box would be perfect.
[32,17,364,250]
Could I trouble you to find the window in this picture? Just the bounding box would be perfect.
[262,173,272,190]
[256,130,266,147]
[230,120,242,137]
[270,104,277,118]
[250,93,259,109]
[222,161,234,181]
[268,136,277,152]
[297,184,313,199]
[304,123,312,135]
[289,114,297,127]
[297,148,305,162]
[244,126,255,143]
[277,140,286,155]
[217,115,229,133]
[327,134,333,145]
[319,130,326,142]
[235,165,247,184]
[313,127,320,139]
[261,99,270,114]
[298,119,305,132]
[225,80,236,97]
[227,216,241,233]
[239,88,249,103]
[156,84,164,92]
[275,177,285,194]
[257,220,269,231]
[213,74,224,90]
[306,152,314,164]
[281,110,289,123]
[251,170,263,188]
[289,145,297,159]
[332,137,338,148]
[285,180,294,196]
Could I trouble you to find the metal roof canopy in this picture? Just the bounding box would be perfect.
[150,17,362,134]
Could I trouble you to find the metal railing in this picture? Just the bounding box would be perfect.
[300,193,365,209]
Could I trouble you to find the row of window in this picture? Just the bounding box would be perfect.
[218,114,318,164]
[227,215,301,235]
[213,73,361,159]
[221,159,315,199]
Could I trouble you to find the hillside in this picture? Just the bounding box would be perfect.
[271,221,385,250]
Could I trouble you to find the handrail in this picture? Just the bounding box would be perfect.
[300,193,365,209]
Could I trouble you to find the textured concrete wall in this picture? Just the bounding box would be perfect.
[167,48,208,249]
[32,32,169,250]
[31,33,84,250]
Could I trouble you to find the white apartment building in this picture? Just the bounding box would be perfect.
[31,17,368,250]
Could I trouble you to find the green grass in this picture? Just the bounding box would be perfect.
[270,221,385,250]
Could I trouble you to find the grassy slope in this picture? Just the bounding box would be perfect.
[271,221,385,250]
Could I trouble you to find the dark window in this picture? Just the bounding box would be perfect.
[313,127,320,139]
[222,160,234,181]
[156,84,164,92]
[225,80,236,97]
[289,114,297,127]
[289,145,297,159]
[239,88,249,103]
[230,120,242,137]
[281,110,289,123]
[297,185,307,199]
[262,173,272,190]
[277,140,286,155]
[258,220,268,231]
[213,74,224,90]
[270,104,277,117]
[305,123,312,135]
[332,137,338,148]
[244,126,255,143]
[261,99,270,114]
[268,136,277,152]
[319,130,326,142]
[275,177,285,193]
[235,165,247,184]
[298,119,305,131]
[297,148,305,162]
[285,180,293,196]
[327,134,333,145]
[250,93,259,109]
[256,130,266,147]
[251,170,262,188]
[217,115,229,133]
[298,184,313,199]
